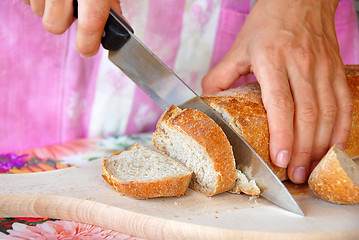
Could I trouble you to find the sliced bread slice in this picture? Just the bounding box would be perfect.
[308,144,359,204]
[153,105,237,196]
[102,143,193,199]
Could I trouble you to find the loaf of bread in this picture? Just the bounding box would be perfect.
[308,145,359,204]
[153,105,237,196]
[102,144,193,199]
[202,65,359,181]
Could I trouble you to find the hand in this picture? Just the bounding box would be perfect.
[202,0,353,183]
[22,0,122,57]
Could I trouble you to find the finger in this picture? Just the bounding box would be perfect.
[252,57,294,171]
[202,51,250,94]
[76,0,111,57]
[329,66,353,148]
[30,0,45,17]
[22,0,31,5]
[310,160,320,173]
[310,65,337,161]
[110,0,122,14]
[286,62,318,184]
[109,0,131,26]
[42,0,74,34]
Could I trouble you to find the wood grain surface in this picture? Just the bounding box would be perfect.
[1,159,358,240]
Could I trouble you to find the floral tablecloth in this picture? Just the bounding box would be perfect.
[0,133,154,239]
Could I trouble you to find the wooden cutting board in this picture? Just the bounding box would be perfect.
[0,159,358,240]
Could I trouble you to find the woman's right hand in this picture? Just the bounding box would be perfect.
[22,0,122,58]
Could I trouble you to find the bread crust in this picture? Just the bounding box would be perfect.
[102,145,192,199]
[344,65,359,160]
[201,65,359,181]
[308,145,359,205]
[153,105,237,196]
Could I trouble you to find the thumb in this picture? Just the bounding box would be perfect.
[202,54,251,94]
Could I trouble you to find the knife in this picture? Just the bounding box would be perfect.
[73,3,304,216]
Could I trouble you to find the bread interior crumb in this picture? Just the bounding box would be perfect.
[155,125,216,194]
[105,145,191,182]
[335,146,359,186]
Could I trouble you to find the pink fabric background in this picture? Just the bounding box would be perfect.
[0,2,102,151]
[335,0,359,63]
[124,0,186,134]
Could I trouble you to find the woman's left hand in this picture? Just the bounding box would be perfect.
[202,0,353,184]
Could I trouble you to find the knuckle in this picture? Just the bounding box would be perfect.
[295,149,312,161]
[281,38,314,62]
[42,21,67,34]
[32,7,44,17]
[78,10,108,33]
[79,20,103,34]
[265,91,294,114]
[234,58,249,71]
[260,46,283,64]
[293,47,315,68]
[298,103,318,124]
[341,128,352,141]
[316,145,328,155]
[320,103,337,122]
[331,126,352,146]
[262,46,278,57]
[340,98,354,114]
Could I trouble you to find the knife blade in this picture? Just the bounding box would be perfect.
[75,5,304,215]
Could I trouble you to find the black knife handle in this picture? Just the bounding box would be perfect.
[73,0,134,51]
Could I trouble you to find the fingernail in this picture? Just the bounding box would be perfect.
[293,167,307,183]
[276,150,290,168]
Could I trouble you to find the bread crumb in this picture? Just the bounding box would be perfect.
[249,196,259,202]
